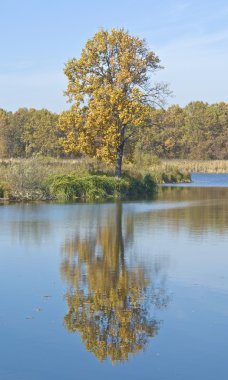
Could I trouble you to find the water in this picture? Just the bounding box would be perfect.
[164,172,228,187]
[0,173,228,379]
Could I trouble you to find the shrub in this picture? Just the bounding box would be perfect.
[143,174,157,193]
[127,174,157,198]
[48,175,129,201]
[5,157,50,200]
[48,174,157,201]
[160,168,190,183]
[0,181,11,198]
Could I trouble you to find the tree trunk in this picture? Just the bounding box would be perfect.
[115,146,123,177]
[115,126,125,177]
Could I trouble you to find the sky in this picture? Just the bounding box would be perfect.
[0,0,228,112]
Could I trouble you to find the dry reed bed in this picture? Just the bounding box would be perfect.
[160,160,228,173]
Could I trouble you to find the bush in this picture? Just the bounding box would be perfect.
[48,174,129,201]
[48,174,157,201]
[5,157,50,200]
[161,168,190,183]
[0,181,11,198]
[127,174,157,198]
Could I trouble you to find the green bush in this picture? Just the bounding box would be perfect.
[143,174,157,193]
[48,174,129,201]
[0,181,11,198]
[48,174,157,201]
[160,168,191,183]
[127,174,157,198]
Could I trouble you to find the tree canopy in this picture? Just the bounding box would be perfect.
[59,28,167,176]
[135,101,228,159]
[0,108,63,158]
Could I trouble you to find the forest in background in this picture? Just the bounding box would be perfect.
[0,101,227,161]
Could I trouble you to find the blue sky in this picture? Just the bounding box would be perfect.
[0,0,228,112]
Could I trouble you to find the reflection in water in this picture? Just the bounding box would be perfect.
[1,204,52,245]
[11,220,51,245]
[1,176,228,379]
[146,187,228,234]
[61,203,169,362]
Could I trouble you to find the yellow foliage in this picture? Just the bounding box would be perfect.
[59,28,163,173]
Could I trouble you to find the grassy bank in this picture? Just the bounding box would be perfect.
[160,159,228,173]
[0,157,191,201]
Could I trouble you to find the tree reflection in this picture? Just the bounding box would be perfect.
[151,187,228,234]
[61,203,169,362]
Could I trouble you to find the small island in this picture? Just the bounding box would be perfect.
[0,29,227,201]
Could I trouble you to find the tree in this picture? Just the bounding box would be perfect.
[0,108,26,158]
[59,28,168,176]
[22,109,62,157]
[0,109,10,157]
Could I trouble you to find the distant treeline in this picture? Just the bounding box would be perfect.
[0,101,227,160]
[0,108,63,158]
[138,101,228,160]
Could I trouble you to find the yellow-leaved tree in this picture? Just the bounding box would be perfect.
[59,28,168,176]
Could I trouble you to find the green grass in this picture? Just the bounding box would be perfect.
[48,174,129,200]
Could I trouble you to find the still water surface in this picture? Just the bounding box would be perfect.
[0,173,228,379]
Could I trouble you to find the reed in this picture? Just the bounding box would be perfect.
[160,160,228,173]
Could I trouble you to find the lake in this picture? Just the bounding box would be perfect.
[0,173,228,379]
